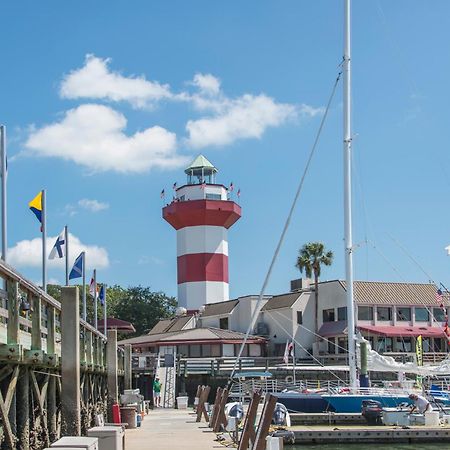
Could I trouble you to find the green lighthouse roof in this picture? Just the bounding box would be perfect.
[184,154,218,174]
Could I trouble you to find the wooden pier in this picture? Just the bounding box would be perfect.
[0,259,131,449]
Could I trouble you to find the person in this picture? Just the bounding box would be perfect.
[153,376,162,408]
[408,393,431,414]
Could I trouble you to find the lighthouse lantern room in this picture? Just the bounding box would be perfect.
[163,155,241,310]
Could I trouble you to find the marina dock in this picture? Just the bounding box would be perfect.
[126,409,218,450]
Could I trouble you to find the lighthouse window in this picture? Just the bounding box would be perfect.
[206,193,221,200]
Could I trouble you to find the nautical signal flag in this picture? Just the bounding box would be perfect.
[237,188,241,198]
[99,285,105,306]
[229,182,234,192]
[160,189,165,199]
[173,182,177,190]
[49,229,66,260]
[89,276,98,299]
[29,191,43,224]
[69,252,84,280]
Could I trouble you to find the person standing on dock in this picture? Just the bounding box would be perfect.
[153,376,162,408]
[408,393,431,414]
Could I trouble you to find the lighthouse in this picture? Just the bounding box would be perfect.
[163,155,241,310]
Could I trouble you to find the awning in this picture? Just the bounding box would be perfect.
[359,324,445,338]
[318,321,348,337]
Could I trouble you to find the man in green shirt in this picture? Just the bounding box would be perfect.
[153,376,162,407]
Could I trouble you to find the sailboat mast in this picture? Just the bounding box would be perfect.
[343,0,358,389]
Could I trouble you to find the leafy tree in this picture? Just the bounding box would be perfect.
[46,284,176,336]
[295,242,333,345]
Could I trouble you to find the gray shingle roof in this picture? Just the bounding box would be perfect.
[261,292,303,311]
[201,299,239,317]
[147,316,194,335]
[339,280,449,306]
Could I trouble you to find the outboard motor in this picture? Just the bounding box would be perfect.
[225,402,244,423]
[272,402,291,427]
[361,400,383,425]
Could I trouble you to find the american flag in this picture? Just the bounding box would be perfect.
[229,182,234,192]
[200,181,206,190]
[436,288,443,303]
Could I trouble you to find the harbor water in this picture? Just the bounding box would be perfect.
[291,445,442,450]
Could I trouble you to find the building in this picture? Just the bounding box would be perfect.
[163,155,241,310]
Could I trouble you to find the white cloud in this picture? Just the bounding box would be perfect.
[9,233,109,269]
[25,104,188,173]
[60,55,173,109]
[192,73,221,96]
[78,198,109,212]
[186,94,302,148]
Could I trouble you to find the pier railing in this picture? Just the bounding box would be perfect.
[0,259,130,450]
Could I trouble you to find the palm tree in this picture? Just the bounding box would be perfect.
[295,242,334,349]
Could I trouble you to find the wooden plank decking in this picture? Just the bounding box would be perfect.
[126,409,220,450]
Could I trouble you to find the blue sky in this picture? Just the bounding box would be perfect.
[2,1,450,299]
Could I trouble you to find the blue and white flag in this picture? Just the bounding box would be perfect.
[49,229,66,260]
[99,285,105,306]
[69,252,84,280]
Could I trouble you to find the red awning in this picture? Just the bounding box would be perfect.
[359,324,445,338]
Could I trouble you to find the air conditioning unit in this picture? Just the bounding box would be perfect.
[255,322,270,336]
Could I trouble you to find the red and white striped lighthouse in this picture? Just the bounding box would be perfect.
[163,155,241,310]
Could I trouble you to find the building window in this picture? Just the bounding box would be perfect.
[219,317,229,330]
[433,308,446,322]
[274,343,286,356]
[396,337,412,352]
[249,344,262,357]
[211,344,221,357]
[190,344,201,357]
[178,345,189,357]
[337,307,347,321]
[377,307,392,321]
[206,193,221,200]
[222,343,234,357]
[358,306,374,321]
[422,337,431,352]
[433,338,445,352]
[297,311,303,325]
[236,344,249,357]
[202,345,211,357]
[337,337,347,354]
[327,338,335,354]
[396,307,411,322]
[322,309,335,323]
[415,307,429,322]
[377,337,393,353]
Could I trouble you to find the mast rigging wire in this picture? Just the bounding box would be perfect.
[228,69,343,385]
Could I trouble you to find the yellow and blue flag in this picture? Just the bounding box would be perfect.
[29,191,43,224]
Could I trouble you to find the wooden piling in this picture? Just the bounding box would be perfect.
[17,366,29,450]
[251,394,278,450]
[124,344,132,390]
[60,286,81,436]
[106,329,118,422]
[238,390,262,450]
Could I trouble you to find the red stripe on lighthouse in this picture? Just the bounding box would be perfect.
[177,253,229,284]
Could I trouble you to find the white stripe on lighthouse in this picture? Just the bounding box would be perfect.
[177,225,229,256]
[177,281,229,310]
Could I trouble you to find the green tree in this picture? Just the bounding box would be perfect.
[295,242,333,346]
[113,286,177,336]
[47,284,176,337]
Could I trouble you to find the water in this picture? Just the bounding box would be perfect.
[291,445,442,450]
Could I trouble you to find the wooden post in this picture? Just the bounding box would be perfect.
[106,329,118,422]
[6,280,19,345]
[60,286,81,436]
[194,384,202,411]
[47,306,56,354]
[208,387,223,428]
[195,385,211,422]
[238,391,261,450]
[213,388,229,432]
[47,373,57,443]
[31,295,42,350]
[124,344,132,390]
[86,331,93,366]
[17,366,30,450]
[251,394,278,450]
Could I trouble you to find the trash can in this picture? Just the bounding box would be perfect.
[177,396,188,409]
[120,406,137,429]
[88,426,125,450]
[50,436,99,449]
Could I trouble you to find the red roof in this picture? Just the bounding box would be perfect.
[359,324,445,338]
[98,317,136,333]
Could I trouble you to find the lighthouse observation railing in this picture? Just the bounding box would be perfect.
[0,258,125,450]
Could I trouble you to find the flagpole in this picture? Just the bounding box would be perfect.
[82,251,86,321]
[42,189,47,293]
[103,284,107,336]
[64,225,69,286]
[93,268,97,329]
[0,125,7,262]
